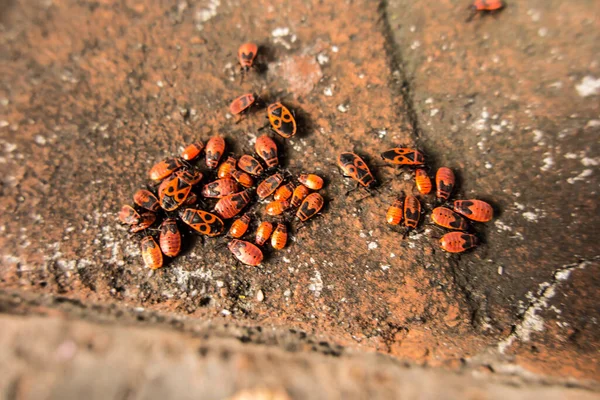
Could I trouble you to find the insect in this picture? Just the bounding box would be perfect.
[386,198,403,226]
[380,147,425,166]
[238,154,264,176]
[232,170,254,188]
[337,152,376,189]
[229,93,257,115]
[255,135,278,168]
[257,173,283,199]
[214,189,253,219]
[133,189,160,212]
[255,221,274,246]
[238,42,258,78]
[467,0,505,21]
[274,182,295,202]
[184,192,198,206]
[298,174,323,190]
[436,167,455,201]
[440,232,478,253]
[415,169,432,195]
[130,212,157,233]
[431,207,468,230]
[159,218,181,257]
[201,178,240,198]
[290,184,310,207]
[159,173,193,211]
[266,200,290,216]
[218,156,237,179]
[148,157,184,181]
[453,200,493,222]
[271,222,288,250]
[267,102,297,139]
[228,239,263,266]
[296,193,324,222]
[228,214,251,238]
[175,168,203,185]
[403,195,421,229]
[180,142,204,161]
[141,236,163,270]
[119,205,140,225]
[205,136,226,169]
[179,208,225,237]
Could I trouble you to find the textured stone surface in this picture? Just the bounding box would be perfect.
[0,0,598,390]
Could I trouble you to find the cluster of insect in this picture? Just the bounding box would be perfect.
[336,148,493,253]
[118,43,325,269]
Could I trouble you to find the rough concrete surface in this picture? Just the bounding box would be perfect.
[0,0,598,396]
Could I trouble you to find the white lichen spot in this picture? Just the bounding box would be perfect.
[381,265,390,271]
[567,169,593,184]
[410,41,421,50]
[585,120,600,129]
[317,52,329,65]
[308,270,323,297]
[581,157,599,166]
[540,154,554,172]
[564,152,577,159]
[156,80,164,88]
[331,45,339,53]
[34,135,46,145]
[485,161,493,169]
[378,130,387,138]
[0,120,9,128]
[532,129,545,144]
[538,27,548,37]
[368,242,378,251]
[494,220,512,232]
[390,253,396,258]
[195,0,220,30]
[527,9,541,22]
[522,211,538,222]
[337,104,349,113]
[575,76,600,97]
[323,85,334,96]
[272,27,290,37]
[430,108,439,117]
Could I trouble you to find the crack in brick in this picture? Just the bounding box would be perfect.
[497,256,600,353]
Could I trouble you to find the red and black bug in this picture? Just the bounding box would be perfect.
[228,239,263,266]
[290,184,310,207]
[274,182,295,202]
[386,198,403,226]
[181,142,204,161]
[119,205,140,225]
[238,42,258,79]
[238,154,264,176]
[298,174,323,190]
[149,157,184,182]
[232,170,254,188]
[467,0,505,21]
[159,172,194,211]
[141,236,163,270]
[201,178,240,199]
[296,193,324,222]
[415,169,432,195]
[214,189,253,219]
[130,212,157,233]
[267,102,297,139]
[271,222,288,250]
[255,221,274,246]
[255,135,278,168]
[453,200,493,222]
[230,93,257,115]
[133,190,160,212]
[179,208,225,237]
[159,218,181,257]
[257,173,283,199]
[440,232,479,253]
[228,214,251,238]
[436,167,455,201]
[337,152,376,189]
[403,195,421,229]
[431,207,468,230]
[205,136,226,169]
[218,156,237,179]
[266,199,290,216]
[380,147,425,166]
